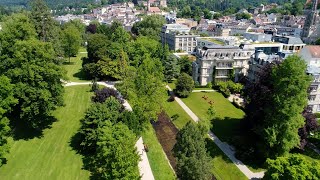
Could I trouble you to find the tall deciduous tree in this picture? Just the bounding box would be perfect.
[264,55,311,158]
[240,55,311,161]
[173,122,212,180]
[264,154,320,180]
[175,73,194,98]
[93,122,140,180]
[0,76,17,166]
[79,97,123,154]
[62,24,82,62]
[131,15,166,40]
[0,39,64,130]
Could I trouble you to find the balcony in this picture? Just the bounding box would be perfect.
[216,75,228,78]
[216,66,233,69]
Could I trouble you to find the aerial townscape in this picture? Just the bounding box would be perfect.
[0,0,320,179]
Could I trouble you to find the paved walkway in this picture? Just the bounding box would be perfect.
[64,81,153,179]
[166,85,264,179]
[192,89,215,92]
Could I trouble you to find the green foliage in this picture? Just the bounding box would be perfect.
[175,73,194,98]
[163,55,180,82]
[264,154,320,180]
[216,81,243,96]
[93,122,140,180]
[235,13,251,20]
[79,97,123,154]
[0,38,64,129]
[0,76,16,166]
[130,57,165,120]
[0,13,37,53]
[131,15,166,40]
[173,122,212,180]
[178,56,193,76]
[263,56,311,158]
[61,23,82,61]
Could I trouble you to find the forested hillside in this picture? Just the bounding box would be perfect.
[0,0,93,7]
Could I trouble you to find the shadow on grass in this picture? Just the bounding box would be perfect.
[62,62,76,65]
[69,131,100,179]
[205,138,233,163]
[210,117,242,143]
[73,69,89,81]
[10,115,57,140]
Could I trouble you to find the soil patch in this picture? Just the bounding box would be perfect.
[153,111,179,170]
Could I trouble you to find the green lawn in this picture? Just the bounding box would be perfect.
[182,92,245,142]
[164,99,193,129]
[162,92,247,180]
[141,124,176,180]
[63,52,88,82]
[0,86,92,180]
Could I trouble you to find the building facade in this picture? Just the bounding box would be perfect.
[161,24,200,53]
[192,38,254,85]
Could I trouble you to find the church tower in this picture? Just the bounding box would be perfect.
[302,0,319,42]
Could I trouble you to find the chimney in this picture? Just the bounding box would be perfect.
[255,49,263,61]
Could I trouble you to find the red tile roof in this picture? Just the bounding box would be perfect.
[307,46,320,58]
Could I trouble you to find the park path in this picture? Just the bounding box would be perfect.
[166,85,264,180]
[64,81,154,180]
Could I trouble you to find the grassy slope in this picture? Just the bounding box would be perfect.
[141,124,176,180]
[0,86,92,180]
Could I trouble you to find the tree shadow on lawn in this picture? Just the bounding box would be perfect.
[210,117,242,143]
[10,115,58,140]
[205,138,235,165]
[73,69,89,81]
[69,131,103,180]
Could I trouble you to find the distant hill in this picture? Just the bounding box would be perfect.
[0,0,95,7]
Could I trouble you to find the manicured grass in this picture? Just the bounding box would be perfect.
[141,124,176,180]
[0,86,92,180]
[206,139,248,180]
[162,92,247,180]
[182,92,245,142]
[163,99,193,129]
[63,52,88,82]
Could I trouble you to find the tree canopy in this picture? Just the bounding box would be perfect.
[238,55,311,162]
[173,121,212,180]
[175,73,195,98]
[264,154,320,180]
[131,15,166,40]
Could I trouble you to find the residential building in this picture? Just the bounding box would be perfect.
[161,24,200,53]
[244,32,272,42]
[192,38,254,85]
[247,50,280,82]
[273,35,305,58]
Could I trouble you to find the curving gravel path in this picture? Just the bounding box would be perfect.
[64,81,154,180]
[166,85,264,180]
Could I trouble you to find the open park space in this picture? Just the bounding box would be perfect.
[0,86,92,180]
[182,91,245,142]
[163,91,248,180]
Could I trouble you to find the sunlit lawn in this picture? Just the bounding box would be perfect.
[162,91,247,180]
[182,92,244,142]
[63,49,88,82]
[0,86,92,180]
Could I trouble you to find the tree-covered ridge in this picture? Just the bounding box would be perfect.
[0,0,92,7]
